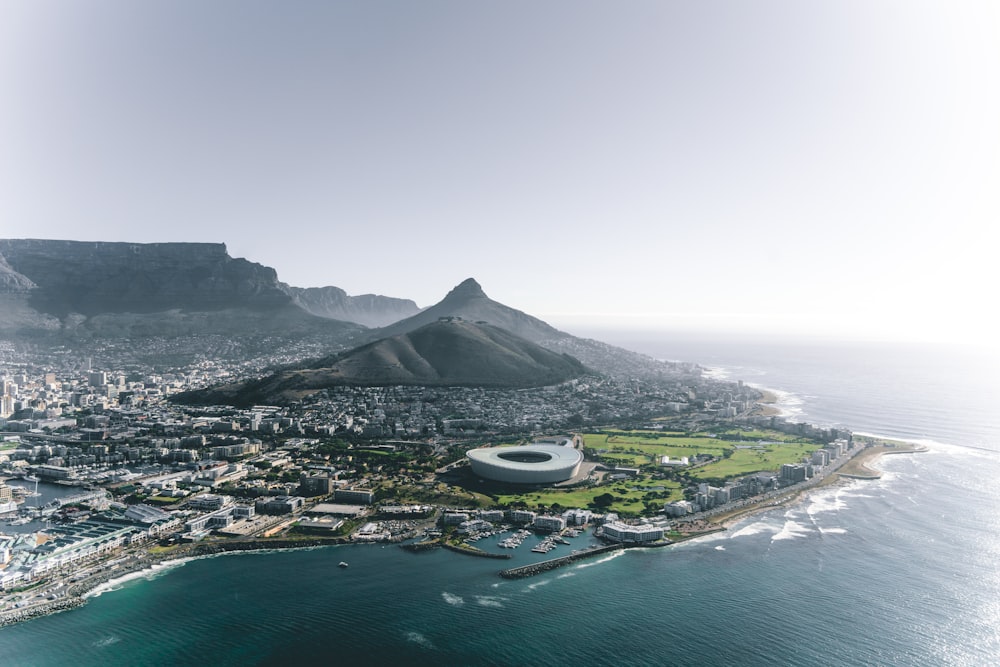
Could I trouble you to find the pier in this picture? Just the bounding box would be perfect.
[442,543,512,559]
[399,540,441,553]
[498,543,624,578]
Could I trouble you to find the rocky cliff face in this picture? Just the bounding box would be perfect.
[0,239,292,316]
[283,285,421,328]
[0,239,373,352]
[0,253,36,293]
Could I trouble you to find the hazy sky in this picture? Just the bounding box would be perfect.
[2,1,998,345]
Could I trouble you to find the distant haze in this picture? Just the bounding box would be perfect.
[2,2,997,347]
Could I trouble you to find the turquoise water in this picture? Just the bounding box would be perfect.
[2,337,998,666]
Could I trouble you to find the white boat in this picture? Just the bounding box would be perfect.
[338,561,349,568]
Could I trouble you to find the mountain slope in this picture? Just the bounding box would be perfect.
[0,239,294,316]
[0,253,36,293]
[282,285,421,328]
[0,239,366,339]
[178,319,588,405]
[368,278,567,344]
[365,278,686,381]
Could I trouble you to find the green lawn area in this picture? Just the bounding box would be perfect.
[705,427,814,443]
[146,495,183,505]
[583,429,822,473]
[583,430,733,465]
[493,477,683,516]
[599,452,648,466]
[690,442,820,479]
[583,427,821,479]
[386,482,494,508]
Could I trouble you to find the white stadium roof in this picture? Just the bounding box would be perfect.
[466,443,583,484]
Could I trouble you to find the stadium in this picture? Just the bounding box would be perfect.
[466,440,583,484]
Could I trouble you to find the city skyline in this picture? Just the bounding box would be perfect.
[2,2,997,346]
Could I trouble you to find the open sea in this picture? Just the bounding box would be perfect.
[2,333,999,666]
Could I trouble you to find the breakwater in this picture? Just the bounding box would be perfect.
[499,543,624,578]
[442,543,512,559]
[0,597,84,628]
[399,540,440,552]
[186,537,348,555]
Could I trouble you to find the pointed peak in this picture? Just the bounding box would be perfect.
[444,278,487,301]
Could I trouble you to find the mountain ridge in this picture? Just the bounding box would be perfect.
[368,277,567,344]
[177,318,589,406]
[0,239,690,387]
[0,239,416,340]
[282,284,421,328]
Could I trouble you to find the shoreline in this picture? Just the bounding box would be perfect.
[752,388,783,417]
[0,537,349,628]
[748,384,801,420]
[698,438,928,532]
[0,431,932,628]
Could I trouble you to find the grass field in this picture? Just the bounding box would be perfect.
[493,477,683,516]
[385,481,495,508]
[689,442,820,479]
[583,428,822,480]
[708,427,813,443]
[146,495,183,504]
[583,430,732,466]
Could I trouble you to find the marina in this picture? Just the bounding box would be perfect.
[497,529,532,549]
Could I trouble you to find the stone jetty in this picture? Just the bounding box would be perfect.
[498,543,624,578]
[442,543,512,559]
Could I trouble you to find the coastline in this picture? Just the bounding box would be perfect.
[699,436,928,532]
[0,438,928,628]
[752,388,783,417]
[1,381,933,630]
[0,537,349,628]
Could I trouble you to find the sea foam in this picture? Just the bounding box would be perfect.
[405,631,436,649]
[475,596,505,608]
[441,592,464,606]
[771,520,812,542]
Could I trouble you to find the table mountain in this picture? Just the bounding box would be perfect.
[0,240,409,344]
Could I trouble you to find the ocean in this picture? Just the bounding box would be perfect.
[2,334,998,666]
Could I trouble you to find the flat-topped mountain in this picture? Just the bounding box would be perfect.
[369,278,567,344]
[0,240,415,345]
[177,318,588,406]
[0,239,364,347]
[0,239,290,316]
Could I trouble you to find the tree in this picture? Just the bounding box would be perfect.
[592,493,615,508]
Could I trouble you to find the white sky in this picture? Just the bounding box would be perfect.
[2,1,998,346]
